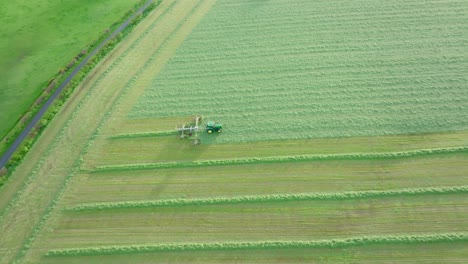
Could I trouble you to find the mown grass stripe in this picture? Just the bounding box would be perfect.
[67,185,468,211]
[92,146,468,172]
[108,130,175,139]
[46,233,468,256]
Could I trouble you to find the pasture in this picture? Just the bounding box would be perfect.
[0,0,467,263]
[0,0,140,139]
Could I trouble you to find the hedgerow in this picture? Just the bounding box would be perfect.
[0,1,162,190]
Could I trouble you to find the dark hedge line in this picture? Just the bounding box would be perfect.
[0,0,160,188]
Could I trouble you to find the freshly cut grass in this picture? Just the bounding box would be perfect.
[130,0,468,143]
[67,185,468,211]
[92,146,468,172]
[41,242,468,264]
[84,129,468,167]
[63,153,468,204]
[46,233,468,256]
[108,131,175,139]
[3,0,468,262]
[44,195,468,248]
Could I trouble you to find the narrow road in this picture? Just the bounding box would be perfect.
[0,0,155,169]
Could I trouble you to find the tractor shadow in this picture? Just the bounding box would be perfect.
[148,115,225,199]
[149,131,221,199]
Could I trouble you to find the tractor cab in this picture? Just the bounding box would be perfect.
[206,121,222,134]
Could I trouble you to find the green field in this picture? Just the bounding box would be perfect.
[131,0,468,143]
[1,0,468,263]
[0,0,140,139]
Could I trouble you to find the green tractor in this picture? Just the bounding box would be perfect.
[206,121,222,134]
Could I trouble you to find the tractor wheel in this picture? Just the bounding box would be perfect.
[207,129,213,134]
[217,129,223,133]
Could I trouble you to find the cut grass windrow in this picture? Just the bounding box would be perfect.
[108,130,175,139]
[67,185,468,211]
[92,146,468,172]
[46,233,468,256]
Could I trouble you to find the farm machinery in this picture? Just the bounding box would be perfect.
[176,116,222,145]
[206,121,223,133]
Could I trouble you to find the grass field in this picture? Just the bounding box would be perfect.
[130,0,468,143]
[1,0,467,263]
[0,0,140,139]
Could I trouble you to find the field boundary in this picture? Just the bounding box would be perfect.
[0,0,153,154]
[0,0,174,219]
[46,233,468,256]
[0,0,166,233]
[0,0,160,185]
[91,145,468,172]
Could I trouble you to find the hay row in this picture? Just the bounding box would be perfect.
[67,185,468,211]
[46,232,468,256]
[93,146,468,172]
[108,130,175,139]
